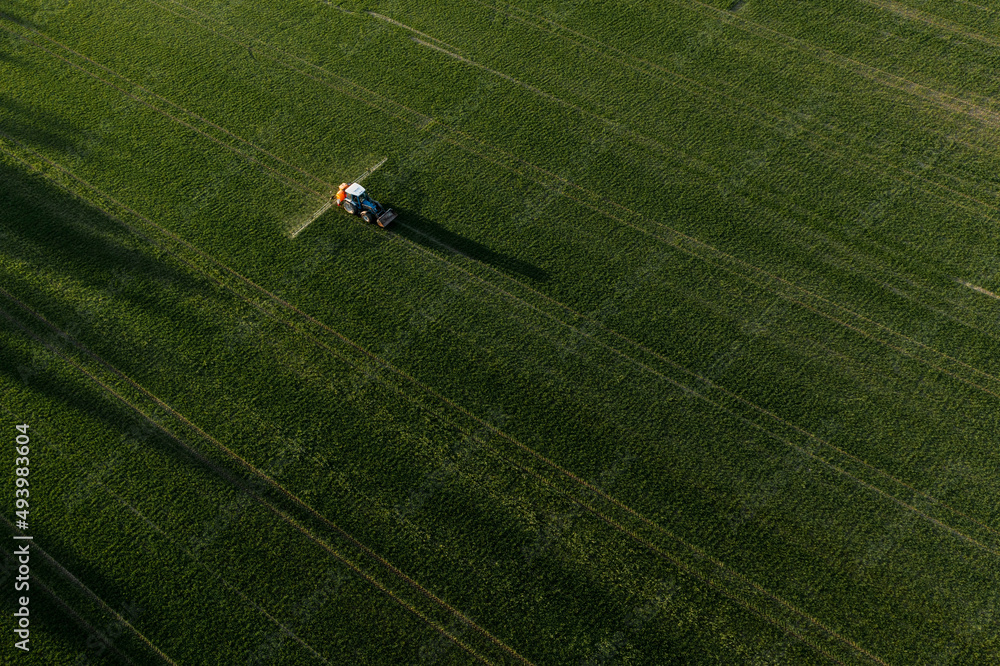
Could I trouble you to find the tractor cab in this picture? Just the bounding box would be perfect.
[344,183,373,209]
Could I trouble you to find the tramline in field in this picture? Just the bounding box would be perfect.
[7,0,1000,661]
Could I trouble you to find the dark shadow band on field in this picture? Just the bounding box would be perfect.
[0,159,289,484]
[0,48,25,65]
[0,157,383,659]
[0,307,313,662]
[0,160,207,319]
[0,332,165,661]
[0,10,41,31]
[0,157,298,526]
[388,207,549,283]
[0,94,82,156]
[0,538,124,662]
[0,157,341,497]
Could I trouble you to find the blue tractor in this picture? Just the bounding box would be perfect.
[339,183,397,228]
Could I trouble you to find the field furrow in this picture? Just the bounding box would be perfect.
[5,0,1000,662]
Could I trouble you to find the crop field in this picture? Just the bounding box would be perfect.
[3,0,1000,663]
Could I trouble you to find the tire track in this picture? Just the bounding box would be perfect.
[14,81,1000,553]
[1,85,984,656]
[0,24,324,199]
[98,483,333,664]
[7,3,1000,660]
[392,207,1000,552]
[0,514,147,666]
[0,294,860,666]
[665,0,1000,132]
[0,135,882,664]
[150,0,714,177]
[0,135,540,663]
[17,566,140,665]
[3,13,996,656]
[953,0,994,12]
[0,146,861,665]
[481,0,1000,232]
[152,0,988,350]
[0,132,924,663]
[471,0,1000,328]
[0,514,178,665]
[56,0,989,305]
[858,0,1000,50]
[5,45,1000,560]
[336,7,1000,397]
[0,404,335,664]
[18,23,334,194]
[0,299,500,666]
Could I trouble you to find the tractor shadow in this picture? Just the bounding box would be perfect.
[389,207,549,284]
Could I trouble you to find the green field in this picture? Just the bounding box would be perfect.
[2,0,1000,663]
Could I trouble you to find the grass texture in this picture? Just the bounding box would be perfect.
[2,0,1000,663]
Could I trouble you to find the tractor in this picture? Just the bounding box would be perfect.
[339,183,397,228]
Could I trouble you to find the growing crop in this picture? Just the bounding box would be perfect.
[2,0,999,663]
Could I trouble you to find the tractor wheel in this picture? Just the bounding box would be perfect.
[361,210,375,224]
[343,200,356,215]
